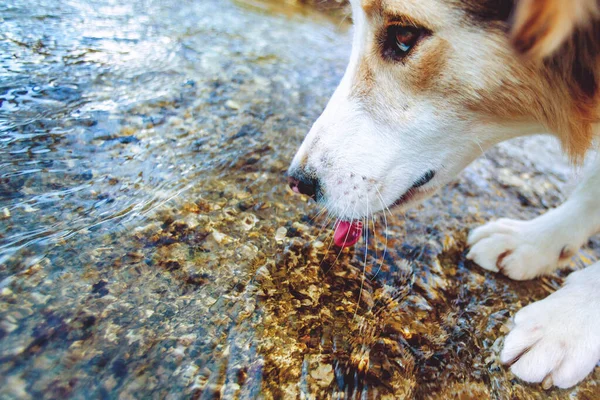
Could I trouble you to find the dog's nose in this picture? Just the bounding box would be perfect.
[288,173,318,200]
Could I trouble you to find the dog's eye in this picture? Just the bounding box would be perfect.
[383,25,424,61]
[394,26,419,52]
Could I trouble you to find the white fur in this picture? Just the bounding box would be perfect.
[467,156,600,280]
[468,155,600,280]
[288,0,600,389]
[468,155,600,387]
[289,0,543,219]
[501,262,600,388]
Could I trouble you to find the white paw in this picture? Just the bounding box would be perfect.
[500,266,600,388]
[466,213,584,280]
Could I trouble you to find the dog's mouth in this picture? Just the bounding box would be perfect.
[392,170,436,208]
[332,171,436,248]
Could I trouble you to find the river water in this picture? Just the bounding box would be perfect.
[1,0,598,398]
[0,0,348,269]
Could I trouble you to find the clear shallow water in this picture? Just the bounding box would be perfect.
[2,1,599,398]
[0,0,348,270]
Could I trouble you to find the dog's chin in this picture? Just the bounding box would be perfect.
[390,186,439,211]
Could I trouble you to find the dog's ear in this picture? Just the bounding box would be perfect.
[511,0,599,61]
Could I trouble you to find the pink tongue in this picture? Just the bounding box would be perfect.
[333,221,363,248]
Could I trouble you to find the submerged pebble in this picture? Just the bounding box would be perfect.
[274,227,287,242]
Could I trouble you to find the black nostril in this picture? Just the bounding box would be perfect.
[298,177,317,199]
[287,173,318,200]
[288,176,301,193]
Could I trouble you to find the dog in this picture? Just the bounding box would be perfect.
[287,0,600,390]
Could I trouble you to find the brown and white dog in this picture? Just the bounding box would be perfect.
[288,0,600,390]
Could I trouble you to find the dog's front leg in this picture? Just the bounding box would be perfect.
[466,155,600,280]
[499,262,600,388]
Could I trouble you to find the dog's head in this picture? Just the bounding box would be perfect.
[288,0,599,220]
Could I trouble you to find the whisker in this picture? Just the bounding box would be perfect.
[372,188,390,280]
[321,204,339,229]
[315,210,335,237]
[354,196,369,319]
[336,4,351,30]
[318,203,341,258]
[313,198,337,231]
[375,186,394,220]
[370,205,379,262]
[471,136,489,162]
[309,203,329,224]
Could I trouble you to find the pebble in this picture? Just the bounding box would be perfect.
[225,100,241,110]
[211,230,232,244]
[274,227,287,242]
[310,362,334,388]
[4,376,30,400]
[30,292,50,304]
[0,320,19,333]
[240,213,259,231]
[22,204,38,213]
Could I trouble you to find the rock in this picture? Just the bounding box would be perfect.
[225,100,241,110]
[211,230,233,244]
[274,227,287,242]
[307,356,334,388]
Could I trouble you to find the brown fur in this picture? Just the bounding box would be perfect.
[413,39,449,92]
[352,59,376,99]
[361,0,381,15]
[459,0,600,160]
[511,0,599,60]
[353,0,600,161]
[545,22,600,159]
[458,0,514,25]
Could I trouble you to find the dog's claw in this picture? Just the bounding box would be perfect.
[499,265,600,389]
[467,214,585,281]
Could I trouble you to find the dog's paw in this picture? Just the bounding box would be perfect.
[500,267,600,388]
[466,213,584,280]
